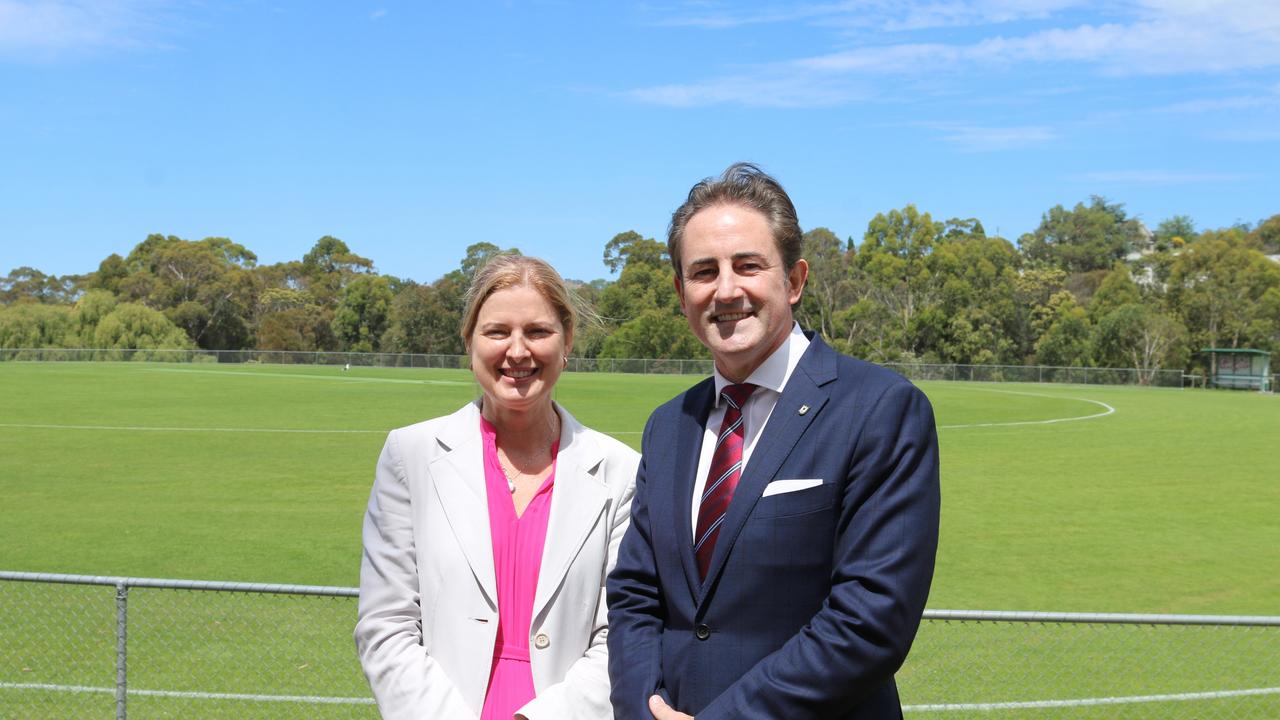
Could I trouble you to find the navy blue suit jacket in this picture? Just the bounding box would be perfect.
[607,334,940,719]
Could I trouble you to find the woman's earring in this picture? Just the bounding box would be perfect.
[562,356,568,367]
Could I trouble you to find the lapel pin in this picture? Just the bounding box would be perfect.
[798,404,810,415]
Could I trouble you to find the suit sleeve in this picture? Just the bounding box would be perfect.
[517,448,639,720]
[698,381,941,719]
[606,416,670,720]
[354,431,478,720]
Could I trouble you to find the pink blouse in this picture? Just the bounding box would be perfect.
[478,416,558,720]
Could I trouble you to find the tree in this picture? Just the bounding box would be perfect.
[1091,303,1188,383]
[0,303,74,350]
[93,303,194,356]
[1154,215,1197,251]
[254,288,330,352]
[1249,214,1280,255]
[1088,263,1143,322]
[1,267,79,305]
[332,275,395,352]
[596,232,701,359]
[382,282,465,355]
[116,234,258,350]
[1167,229,1280,350]
[927,233,1021,363]
[604,231,666,274]
[1019,196,1141,273]
[795,227,854,341]
[457,242,520,282]
[88,254,129,295]
[599,309,707,360]
[301,236,375,307]
[1034,292,1092,367]
[856,205,944,358]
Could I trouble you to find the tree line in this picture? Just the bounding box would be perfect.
[3,197,1279,378]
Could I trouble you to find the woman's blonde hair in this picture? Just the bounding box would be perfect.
[460,255,578,349]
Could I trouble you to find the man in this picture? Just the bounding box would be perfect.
[607,163,940,719]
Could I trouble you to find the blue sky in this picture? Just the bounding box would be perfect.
[2,0,1278,284]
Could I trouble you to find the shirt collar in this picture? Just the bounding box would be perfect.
[712,323,810,405]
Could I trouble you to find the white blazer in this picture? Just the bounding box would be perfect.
[355,401,638,720]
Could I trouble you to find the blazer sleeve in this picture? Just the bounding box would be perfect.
[354,431,478,720]
[606,415,671,720]
[698,380,941,719]
[517,445,639,720]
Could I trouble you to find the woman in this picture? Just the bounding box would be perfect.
[355,255,638,720]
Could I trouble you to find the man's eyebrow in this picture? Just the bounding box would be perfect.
[685,251,768,268]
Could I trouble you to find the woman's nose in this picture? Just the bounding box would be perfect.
[507,334,530,360]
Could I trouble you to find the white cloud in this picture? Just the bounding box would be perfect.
[928,123,1058,151]
[627,72,863,108]
[1072,170,1257,184]
[628,0,1280,107]
[0,0,165,58]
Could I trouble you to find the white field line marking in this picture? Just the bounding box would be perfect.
[7,682,1275,709]
[904,686,1280,712]
[0,423,383,434]
[937,387,1115,430]
[145,367,471,386]
[0,682,374,705]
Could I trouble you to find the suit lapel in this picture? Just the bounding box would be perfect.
[698,337,839,602]
[675,380,716,600]
[531,409,608,624]
[429,403,498,607]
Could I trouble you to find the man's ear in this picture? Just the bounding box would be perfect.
[786,258,809,305]
[673,273,687,314]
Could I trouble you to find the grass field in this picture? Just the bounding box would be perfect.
[2,360,1276,613]
[2,361,1278,718]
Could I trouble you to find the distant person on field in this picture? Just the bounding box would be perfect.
[356,255,638,720]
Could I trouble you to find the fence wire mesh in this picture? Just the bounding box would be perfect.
[0,576,375,719]
[5,347,1264,391]
[901,615,1280,719]
[2,574,1277,719]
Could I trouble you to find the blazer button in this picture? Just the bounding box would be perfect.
[694,624,711,640]
[534,633,550,649]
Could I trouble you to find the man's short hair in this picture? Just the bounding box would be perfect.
[667,162,803,279]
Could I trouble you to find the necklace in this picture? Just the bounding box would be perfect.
[496,412,560,494]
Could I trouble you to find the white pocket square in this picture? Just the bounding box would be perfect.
[762,478,823,497]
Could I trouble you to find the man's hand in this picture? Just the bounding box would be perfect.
[649,694,694,719]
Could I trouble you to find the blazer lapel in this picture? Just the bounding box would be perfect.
[430,403,498,607]
[675,381,716,600]
[697,337,838,602]
[531,407,608,624]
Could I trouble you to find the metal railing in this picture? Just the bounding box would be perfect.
[2,572,1277,719]
[5,347,1271,391]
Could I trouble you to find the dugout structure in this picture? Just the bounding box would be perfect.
[1201,348,1271,392]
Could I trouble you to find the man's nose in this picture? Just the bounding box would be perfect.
[714,270,743,303]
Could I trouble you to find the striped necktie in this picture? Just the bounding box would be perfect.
[694,383,756,579]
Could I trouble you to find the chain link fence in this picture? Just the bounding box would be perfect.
[1,573,373,719]
[901,611,1280,719]
[3,573,1277,719]
[4,347,1265,390]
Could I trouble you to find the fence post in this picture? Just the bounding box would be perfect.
[115,581,128,720]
